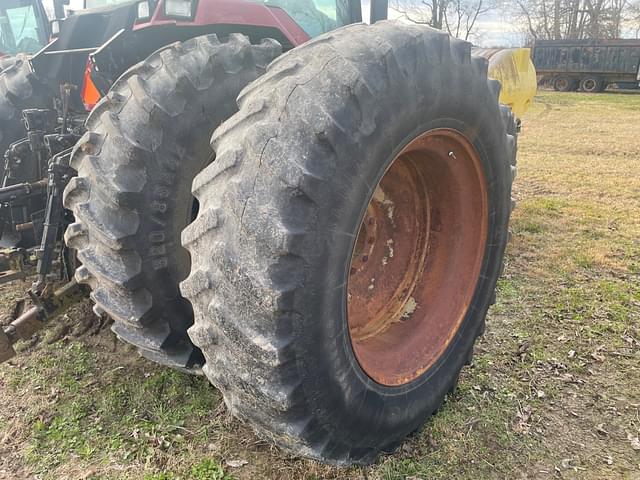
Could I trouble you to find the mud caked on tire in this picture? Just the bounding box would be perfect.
[182,21,517,464]
[0,56,52,174]
[63,34,282,370]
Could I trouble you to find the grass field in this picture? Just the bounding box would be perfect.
[1,90,639,479]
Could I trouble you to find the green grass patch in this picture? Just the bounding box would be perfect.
[535,91,640,109]
[6,342,221,477]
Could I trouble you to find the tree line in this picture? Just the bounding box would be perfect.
[391,0,640,41]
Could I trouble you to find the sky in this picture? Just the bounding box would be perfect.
[42,0,85,15]
[470,13,528,47]
[361,0,526,46]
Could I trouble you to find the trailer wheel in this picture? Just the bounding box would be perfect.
[63,34,281,371]
[182,21,517,464]
[552,75,575,92]
[580,76,605,93]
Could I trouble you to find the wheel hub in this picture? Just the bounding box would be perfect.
[347,128,489,386]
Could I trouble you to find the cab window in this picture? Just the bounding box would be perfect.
[263,0,352,37]
[0,1,44,55]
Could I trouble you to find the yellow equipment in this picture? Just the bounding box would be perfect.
[472,47,538,119]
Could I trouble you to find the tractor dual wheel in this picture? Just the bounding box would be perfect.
[182,21,517,464]
[63,34,282,371]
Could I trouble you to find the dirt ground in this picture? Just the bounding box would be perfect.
[0,90,639,480]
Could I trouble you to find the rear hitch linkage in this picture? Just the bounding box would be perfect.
[0,280,89,363]
[0,102,86,364]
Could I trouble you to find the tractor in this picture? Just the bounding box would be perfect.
[0,0,69,180]
[0,0,518,464]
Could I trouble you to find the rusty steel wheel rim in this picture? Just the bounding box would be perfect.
[347,128,489,386]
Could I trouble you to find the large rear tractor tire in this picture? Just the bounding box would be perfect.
[63,34,282,370]
[182,22,517,464]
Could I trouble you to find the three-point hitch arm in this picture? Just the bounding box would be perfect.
[0,280,89,363]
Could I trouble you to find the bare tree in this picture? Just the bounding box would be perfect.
[393,0,633,41]
[390,0,496,38]
[390,0,447,28]
[629,0,640,37]
[512,0,631,40]
[444,0,496,39]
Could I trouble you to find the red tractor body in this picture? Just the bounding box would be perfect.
[133,0,311,47]
[31,0,365,111]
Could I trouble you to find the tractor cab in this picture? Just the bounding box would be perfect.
[30,0,387,112]
[261,0,356,37]
[0,0,51,57]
